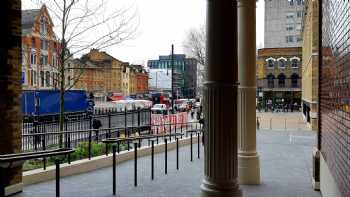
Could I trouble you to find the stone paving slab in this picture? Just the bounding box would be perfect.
[15,129,322,197]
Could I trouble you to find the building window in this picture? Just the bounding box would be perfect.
[279,59,286,68]
[40,16,48,35]
[267,60,274,68]
[267,74,275,88]
[33,70,37,85]
[40,71,45,87]
[297,11,303,18]
[30,52,37,64]
[41,39,48,50]
[45,71,50,87]
[286,12,294,19]
[286,25,294,31]
[296,36,303,42]
[278,73,286,88]
[21,71,25,84]
[292,59,299,68]
[291,73,299,88]
[289,0,294,6]
[31,37,36,48]
[297,0,302,5]
[286,36,294,43]
[40,55,48,65]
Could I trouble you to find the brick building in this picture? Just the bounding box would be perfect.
[256,47,302,110]
[315,1,350,197]
[131,64,149,95]
[80,49,124,94]
[22,5,61,90]
[301,0,319,131]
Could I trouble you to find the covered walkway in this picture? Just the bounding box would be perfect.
[16,129,321,197]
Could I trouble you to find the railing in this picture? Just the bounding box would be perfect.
[0,148,74,197]
[14,122,203,196]
[257,78,301,89]
[22,109,151,151]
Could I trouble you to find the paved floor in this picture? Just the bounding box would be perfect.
[16,129,322,197]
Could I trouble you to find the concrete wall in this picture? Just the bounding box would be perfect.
[320,154,343,197]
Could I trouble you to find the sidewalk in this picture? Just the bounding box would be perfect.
[16,128,321,197]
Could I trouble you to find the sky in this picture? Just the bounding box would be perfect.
[22,0,264,66]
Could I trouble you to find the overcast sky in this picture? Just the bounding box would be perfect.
[22,0,264,66]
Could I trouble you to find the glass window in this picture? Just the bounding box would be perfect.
[279,60,286,68]
[286,25,294,31]
[31,38,36,48]
[286,36,294,43]
[40,71,45,87]
[286,12,294,19]
[33,70,37,85]
[40,55,48,65]
[30,53,37,64]
[45,71,50,87]
[289,0,294,6]
[40,16,47,35]
[297,11,303,18]
[292,59,299,67]
[278,73,286,88]
[267,60,274,68]
[41,40,48,50]
[267,74,275,88]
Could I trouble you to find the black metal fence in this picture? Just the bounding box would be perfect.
[22,109,151,152]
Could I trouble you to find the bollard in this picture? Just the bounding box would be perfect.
[113,145,116,195]
[198,133,200,159]
[55,159,60,197]
[151,140,154,180]
[138,138,141,148]
[134,142,138,187]
[165,138,168,174]
[180,124,183,139]
[176,138,179,170]
[190,133,193,162]
[270,118,272,130]
[156,128,159,144]
[117,141,120,153]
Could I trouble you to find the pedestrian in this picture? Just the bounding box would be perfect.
[191,109,195,119]
[256,118,260,130]
[92,118,102,141]
[199,117,205,145]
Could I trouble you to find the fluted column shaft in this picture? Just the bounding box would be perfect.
[200,0,241,197]
[237,0,260,185]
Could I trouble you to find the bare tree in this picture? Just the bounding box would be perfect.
[30,0,138,147]
[183,25,206,97]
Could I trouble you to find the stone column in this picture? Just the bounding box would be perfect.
[0,0,23,196]
[200,0,241,197]
[237,0,261,184]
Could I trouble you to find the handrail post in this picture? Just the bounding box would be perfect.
[165,138,168,174]
[55,159,60,197]
[134,142,138,187]
[112,145,116,195]
[151,140,154,180]
[176,138,179,170]
[190,133,193,162]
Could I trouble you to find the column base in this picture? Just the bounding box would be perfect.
[5,182,23,196]
[238,153,260,184]
[312,147,320,191]
[200,178,242,197]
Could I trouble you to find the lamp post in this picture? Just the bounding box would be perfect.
[171,44,175,114]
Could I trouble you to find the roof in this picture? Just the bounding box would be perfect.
[22,9,40,36]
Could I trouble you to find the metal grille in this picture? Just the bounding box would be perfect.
[321,1,350,196]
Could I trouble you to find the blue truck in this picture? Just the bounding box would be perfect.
[21,90,92,117]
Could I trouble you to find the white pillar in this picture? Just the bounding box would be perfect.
[200,0,241,196]
[237,0,261,185]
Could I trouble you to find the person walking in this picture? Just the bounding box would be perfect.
[256,117,260,130]
[92,118,102,141]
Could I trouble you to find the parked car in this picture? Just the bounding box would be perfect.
[151,104,168,115]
